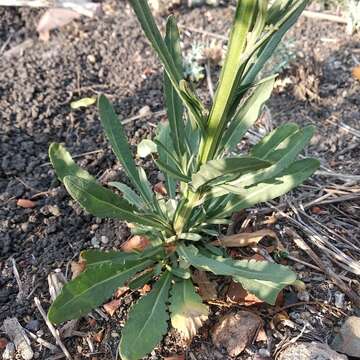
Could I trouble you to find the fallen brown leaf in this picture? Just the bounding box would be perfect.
[212,311,263,357]
[103,299,121,316]
[114,287,128,299]
[163,354,185,360]
[88,318,97,327]
[93,329,104,343]
[37,9,81,41]
[192,270,217,301]
[255,327,268,343]
[121,235,150,253]
[154,182,167,196]
[139,284,151,295]
[71,259,86,279]
[17,199,36,209]
[352,65,360,81]
[0,337,8,350]
[226,281,263,306]
[213,229,278,248]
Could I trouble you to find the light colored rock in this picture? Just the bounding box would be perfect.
[211,311,263,357]
[279,342,347,360]
[148,0,181,15]
[2,342,15,360]
[331,316,360,357]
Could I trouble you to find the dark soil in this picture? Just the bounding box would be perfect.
[1,1,359,359]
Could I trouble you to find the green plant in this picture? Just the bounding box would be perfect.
[48,1,318,359]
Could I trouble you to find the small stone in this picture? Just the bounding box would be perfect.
[331,316,360,357]
[2,342,15,360]
[48,205,61,216]
[334,292,345,308]
[111,331,119,338]
[279,342,347,360]
[91,236,100,248]
[100,235,109,244]
[211,311,263,357]
[25,320,40,332]
[87,54,96,63]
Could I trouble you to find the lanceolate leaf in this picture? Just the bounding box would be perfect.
[48,259,153,324]
[156,159,191,183]
[108,182,146,210]
[128,0,205,130]
[177,244,296,304]
[164,16,185,158]
[98,94,153,207]
[200,0,258,163]
[221,76,276,152]
[119,272,172,360]
[241,0,308,86]
[208,125,315,199]
[63,175,169,230]
[169,279,209,340]
[213,158,320,218]
[49,143,95,182]
[191,156,271,191]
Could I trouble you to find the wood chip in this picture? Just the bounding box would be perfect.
[103,299,121,316]
[192,270,217,301]
[17,199,36,208]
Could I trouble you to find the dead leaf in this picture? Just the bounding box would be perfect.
[154,182,167,196]
[103,299,121,316]
[164,355,185,360]
[37,9,81,41]
[311,206,323,214]
[212,229,278,248]
[71,259,86,279]
[352,65,360,81]
[93,329,104,343]
[256,327,268,343]
[0,338,8,350]
[114,287,128,298]
[88,318,97,327]
[17,199,36,208]
[211,311,263,357]
[226,281,263,306]
[120,235,150,253]
[192,270,217,301]
[139,284,151,295]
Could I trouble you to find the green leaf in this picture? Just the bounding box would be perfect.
[128,270,155,290]
[98,94,153,206]
[177,244,296,304]
[128,0,205,131]
[221,76,276,152]
[169,278,209,340]
[156,123,178,198]
[192,156,271,191]
[200,0,258,163]
[155,159,191,183]
[63,175,168,230]
[178,233,202,242]
[119,271,172,360]
[108,182,146,210]
[251,123,299,159]
[137,139,158,158]
[208,125,315,199]
[164,16,186,157]
[213,158,320,218]
[48,259,152,324]
[70,97,96,109]
[49,143,95,182]
[241,0,308,86]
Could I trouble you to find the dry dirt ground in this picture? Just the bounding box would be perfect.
[1,1,360,359]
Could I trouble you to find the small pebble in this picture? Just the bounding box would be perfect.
[91,236,100,248]
[100,235,109,244]
[26,319,40,332]
[2,342,15,360]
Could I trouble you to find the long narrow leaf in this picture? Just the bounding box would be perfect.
[109,182,146,210]
[49,143,95,182]
[128,0,205,130]
[98,95,153,207]
[119,271,172,360]
[48,259,152,324]
[192,156,271,191]
[63,175,168,230]
[164,16,185,157]
[221,76,276,152]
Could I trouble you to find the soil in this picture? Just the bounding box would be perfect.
[1,1,360,360]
